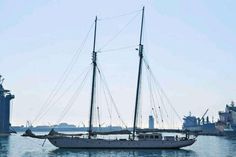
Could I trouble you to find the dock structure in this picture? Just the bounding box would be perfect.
[0,76,14,134]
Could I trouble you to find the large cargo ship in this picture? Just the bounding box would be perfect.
[183,113,220,136]
[0,76,15,135]
[215,101,236,136]
[183,101,236,136]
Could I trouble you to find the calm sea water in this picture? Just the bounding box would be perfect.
[0,133,235,157]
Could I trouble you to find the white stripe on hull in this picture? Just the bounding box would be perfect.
[48,137,196,149]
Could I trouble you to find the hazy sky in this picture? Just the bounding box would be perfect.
[1,0,236,128]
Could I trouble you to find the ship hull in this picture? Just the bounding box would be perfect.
[48,137,196,149]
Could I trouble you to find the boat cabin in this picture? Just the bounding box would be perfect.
[137,133,162,140]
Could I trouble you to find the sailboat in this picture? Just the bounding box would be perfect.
[23,7,196,149]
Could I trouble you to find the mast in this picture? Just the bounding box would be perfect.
[132,7,144,140]
[88,16,98,139]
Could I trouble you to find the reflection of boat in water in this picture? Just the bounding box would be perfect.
[50,148,196,157]
[23,7,196,149]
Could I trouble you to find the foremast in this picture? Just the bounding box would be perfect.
[132,7,144,140]
[88,16,98,139]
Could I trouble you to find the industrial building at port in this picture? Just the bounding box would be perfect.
[0,76,14,134]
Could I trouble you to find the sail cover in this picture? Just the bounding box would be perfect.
[92,130,131,135]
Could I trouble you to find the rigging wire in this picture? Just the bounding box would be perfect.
[151,79,165,128]
[32,22,94,125]
[97,67,127,128]
[99,45,137,53]
[96,69,112,128]
[96,64,127,128]
[154,80,171,125]
[98,9,141,21]
[141,16,166,128]
[102,84,113,126]
[143,59,171,128]
[152,107,159,128]
[146,66,164,127]
[97,106,101,129]
[143,58,182,124]
[97,67,113,126]
[20,136,46,147]
[98,12,140,52]
[96,68,103,129]
[56,65,92,124]
[146,67,159,127]
[36,65,92,124]
[158,85,182,122]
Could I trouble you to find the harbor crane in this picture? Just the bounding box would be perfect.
[201,109,209,124]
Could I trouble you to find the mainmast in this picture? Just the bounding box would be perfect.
[88,16,98,139]
[132,7,144,140]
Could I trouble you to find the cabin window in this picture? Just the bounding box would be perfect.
[139,135,144,139]
[150,135,154,139]
[155,135,159,139]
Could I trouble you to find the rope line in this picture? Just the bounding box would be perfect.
[56,65,92,124]
[98,9,141,21]
[96,64,127,128]
[32,23,94,125]
[36,65,92,124]
[98,12,140,52]
[143,58,182,124]
[100,45,137,53]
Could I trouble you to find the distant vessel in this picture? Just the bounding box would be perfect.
[0,76,15,135]
[183,110,220,136]
[23,7,196,149]
[183,101,236,136]
[216,101,236,136]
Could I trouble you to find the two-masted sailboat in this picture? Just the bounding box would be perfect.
[23,7,196,149]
